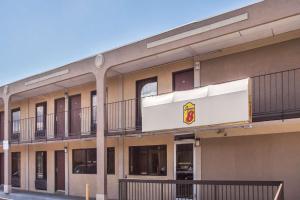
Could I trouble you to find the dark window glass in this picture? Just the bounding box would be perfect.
[12,152,21,187]
[107,147,115,174]
[91,91,97,132]
[12,152,20,178]
[0,112,4,141]
[36,102,47,137]
[173,68,194,91]
[12,109,20,134]
[129,145,167,176]
[73,149,97,174]
[36,151,47,180]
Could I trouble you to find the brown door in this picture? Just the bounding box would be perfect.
[0,112,4,141]
[55,98,65,138]
[69,95,81,136]
[173,68,194,91]
[0,153,3,185]
[136,77,157,129]
[55,151,65,191]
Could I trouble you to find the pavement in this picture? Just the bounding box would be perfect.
[0,190,92,200]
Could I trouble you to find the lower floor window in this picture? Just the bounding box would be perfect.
[12,152,21,187]
[73,148,97,174]
[107,147,115,175]
[36,151,47,180]
[129,145,167,176]
[12,152,20,178]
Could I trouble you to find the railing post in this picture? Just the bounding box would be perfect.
[161,182,164,200]
[214,184,217,200]
[64,92,69,139]
[280,183,284,200]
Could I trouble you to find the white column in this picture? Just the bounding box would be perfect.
[118,137,125,179]
[96,70,107,200]
[64,143,69,195]
[3,97,11,194]
[64,93,69,138]
[25,145,29,190]
[194,59,201,88]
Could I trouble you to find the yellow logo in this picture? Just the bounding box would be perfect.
[183,102,195,125]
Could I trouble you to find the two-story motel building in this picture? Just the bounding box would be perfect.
[0,0,300,199]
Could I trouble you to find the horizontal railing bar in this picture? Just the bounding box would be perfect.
[119,179,283,186]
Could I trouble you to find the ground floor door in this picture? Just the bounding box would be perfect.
[175,142,194,199]
[0,153,3,185]
[55,150,65,191]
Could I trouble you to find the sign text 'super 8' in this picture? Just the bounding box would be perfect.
[183,102,195,125]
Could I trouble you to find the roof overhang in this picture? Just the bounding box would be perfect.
[108,14,300,76]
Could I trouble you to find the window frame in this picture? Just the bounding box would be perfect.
[11,108,21,135]
[72,148,97,174]
[36,151,47,180]
[35,102,47,136]
[107,147,115,175]
[129,145,167,176]
[172,68,194,92]
[91,91,97,133]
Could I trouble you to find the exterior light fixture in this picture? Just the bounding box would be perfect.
[64,146,68,153]
[195,138,201,147]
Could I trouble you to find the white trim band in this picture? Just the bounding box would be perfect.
[147,13,249,48]
[25,69,69,86]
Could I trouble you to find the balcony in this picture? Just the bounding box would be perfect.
[119,179,284,200]
[252,68,300,122]
[9,107,96,144]
[105,68,300,136]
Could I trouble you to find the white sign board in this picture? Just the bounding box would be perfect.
[142,78,250,132]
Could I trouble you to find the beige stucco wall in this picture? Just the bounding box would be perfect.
[200,132,300,200]
[200,38,300,86]
[106,58,194,103]
[10,82,96,119]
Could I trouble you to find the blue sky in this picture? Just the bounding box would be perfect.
[0,0,259,86]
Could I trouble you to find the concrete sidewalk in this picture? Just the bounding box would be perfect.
[0,190,91,200]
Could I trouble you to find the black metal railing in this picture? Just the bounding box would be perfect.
[9,107,96,144]
[252,68,300,122]
[105,99,142,135]
[105,68,300,135]
[119,179,284,200]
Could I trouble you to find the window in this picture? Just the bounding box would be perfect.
[91,91,97,133]
[11,108,20,134]
[36,102,47,137]
[36,151,47,180]
[136,77,158,128]
[107,147,115,175]
[129,145,167,176]
[73,149,96,174]
[0,112,4,141]
[173,68,194,91]
[12,152,20,187]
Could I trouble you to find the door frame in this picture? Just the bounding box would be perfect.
[173,138,196,180]
[54,97,65,137]
[55,150,65,192]
[68,94,81,135]
[174,137,196,199]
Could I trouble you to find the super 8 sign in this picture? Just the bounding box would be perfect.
[183,102,195,125]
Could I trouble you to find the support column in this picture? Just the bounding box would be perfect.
[96,70,107,200]
[3,97,11,194]
[118,137,125,179]
[25,145,29,190]
[194,58,201,88]
[64,92,69,138]
[64,143,69,195]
